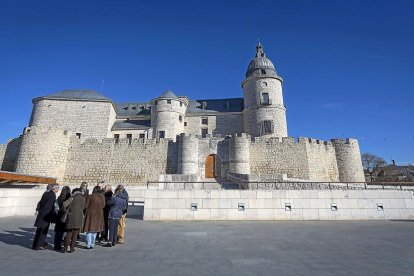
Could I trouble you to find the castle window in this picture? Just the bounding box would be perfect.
[261,93,270,105]
[180,102,183,107]
[201,128,208,138]
[114,134,120,143]
[179,115,182,122]
[127,134,132,144]
[201,118,208,125]
[167,99,172,104]
[76,133,81,139]
[159,131,165,139]
[139,133,145,139]
[261,121,273,135]
[184,122,187,127]
[154,101,158,105]
[261,69,266,74]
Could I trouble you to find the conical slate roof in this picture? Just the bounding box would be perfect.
[157,90,178,99]
[34,89,112,102]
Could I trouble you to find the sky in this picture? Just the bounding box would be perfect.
[0,0,413,164]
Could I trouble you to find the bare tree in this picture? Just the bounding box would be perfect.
[361,152,387,182]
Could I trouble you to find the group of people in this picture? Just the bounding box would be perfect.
[32,181,129,253]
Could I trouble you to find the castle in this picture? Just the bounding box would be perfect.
[0,43,365,185]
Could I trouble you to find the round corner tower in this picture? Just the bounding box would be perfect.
[242,42,287,138]
[150,90,188,141]
[331,138,365,182]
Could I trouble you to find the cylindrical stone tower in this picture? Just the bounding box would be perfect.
[150,90,188,141]
[15,126,72,182]
[331,138,365,182]
[178,133,199,175]
[242,42,287,138]
[229,133,250,174]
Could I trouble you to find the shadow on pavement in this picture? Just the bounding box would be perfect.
[0,227,39,249]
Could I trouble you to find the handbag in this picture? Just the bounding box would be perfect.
[61,198,73,223]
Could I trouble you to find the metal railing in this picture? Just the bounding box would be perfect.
[146,181,414,191]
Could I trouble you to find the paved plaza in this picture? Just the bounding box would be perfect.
[0,217,413,275]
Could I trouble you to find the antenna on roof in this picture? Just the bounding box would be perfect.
[257,34,261,45]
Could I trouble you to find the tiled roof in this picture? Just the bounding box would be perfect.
[111,119,151,131]
[35,89,111,102]
[187,98,244,113]
[115,102,151,117]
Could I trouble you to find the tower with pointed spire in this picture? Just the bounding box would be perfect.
[242,42,288,138]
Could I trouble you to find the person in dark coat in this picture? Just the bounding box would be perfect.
[98,184,113,242]
[62,188,85,253]
[32,184,59,250]
[83,186,105,249]
[53,186,71,251]
[105,187,127,247]
[117,185,129,244]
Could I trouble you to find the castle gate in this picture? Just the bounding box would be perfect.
[205,154,216,178]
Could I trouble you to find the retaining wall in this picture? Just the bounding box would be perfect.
[1,187,413,221]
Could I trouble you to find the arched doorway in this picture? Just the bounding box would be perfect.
[205,154,216,178]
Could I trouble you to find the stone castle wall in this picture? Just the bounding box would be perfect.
[14,127,72,182]
[332,139,365,182]
[11,125,364,184]
[250,137,310,179]
[63,137,178,185]
[0,137,22,171]
[249,137,364,182]
[30,99,116,140]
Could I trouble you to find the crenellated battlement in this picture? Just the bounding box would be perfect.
[331,138,359,145]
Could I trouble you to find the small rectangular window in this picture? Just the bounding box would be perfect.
[261,69,266,74]
[159,131,165,139]
[262,121,273,134]
[261,93,270,105]
[76,133,81,139]
[184,122,187,127]
[114,134,120,143]
[167,99,172,104]
[127,134,132,144]
[201,128,208,138]
[180,102,183,107]
[179,115,182,122]
[139,134,145,139]
[154,100,158,105]
[201,118,208,125]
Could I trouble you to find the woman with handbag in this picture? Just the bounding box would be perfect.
[62,188,85,253]
[53,186,71,251]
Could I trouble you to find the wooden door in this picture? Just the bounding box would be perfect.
[205,154,216,178]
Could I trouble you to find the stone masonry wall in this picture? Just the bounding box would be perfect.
[63,138,178,185]
[185,113,244,138]
[0,137,22,171]
[303,138,340,182]
[15,126,72,182]
[30,99,115,140]
[250,137,310,179]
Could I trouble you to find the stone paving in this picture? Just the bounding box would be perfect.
[0,217,413,275]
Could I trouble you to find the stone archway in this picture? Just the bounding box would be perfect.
[205,154,216,178]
